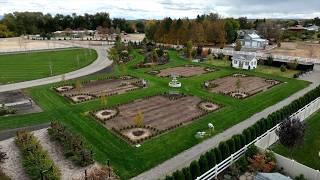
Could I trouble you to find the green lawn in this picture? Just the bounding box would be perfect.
[0,50,309,179]
[272,111,320,170]
[0,48,97,84]
[205,59,299,78]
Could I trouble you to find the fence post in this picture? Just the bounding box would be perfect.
[214,164,218,179]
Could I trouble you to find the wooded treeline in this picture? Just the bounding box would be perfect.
[0,12,145,37]
[145,13,240,47]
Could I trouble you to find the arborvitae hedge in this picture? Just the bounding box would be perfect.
[199,155,209,173]
[226,139,236,154]
[190,161,200,179]
[165,85,320,179]
[182,167,192,180]
[214,148,222,163]
[218,142,230,160]
[205,150,216,168]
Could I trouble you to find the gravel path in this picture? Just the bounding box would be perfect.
[0,137,28,180]
[0,128,100,180]
[0,41,112,93]
[132,65,320,180]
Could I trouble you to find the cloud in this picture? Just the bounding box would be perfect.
[0,0,320,19]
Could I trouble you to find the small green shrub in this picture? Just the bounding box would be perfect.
[48,121,94,167]
[15,130,60,180]
[295,174,307,180]
[280,64,287,72]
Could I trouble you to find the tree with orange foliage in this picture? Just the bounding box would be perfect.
[248,152,276,173]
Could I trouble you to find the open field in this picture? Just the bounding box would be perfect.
[267,42,320,59]
[0,50,309,179]
[272,111,320,171]
[0,37,73,52]
[207,74,280,99]
[0,48,97,84]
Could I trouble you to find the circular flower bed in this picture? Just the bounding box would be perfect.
[120,75,133,80]
[233,74,247,78]
[230,92,248,99]
[94,109,118,121]
[199,102,219,111]
[204,67,215,72]
[148,70,160,75]
[70,95,94,102]
[122,127,152,141]
[265,79,279,85]
[55,85,74,92]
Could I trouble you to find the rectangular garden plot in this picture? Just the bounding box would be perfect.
[92,94,219,144]
[55,76,146,103]
[151,65,215,77]
[205,74,280,99]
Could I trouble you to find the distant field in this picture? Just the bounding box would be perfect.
[0,48,97,84]
[267,42,320,60]
[272,111,320,170]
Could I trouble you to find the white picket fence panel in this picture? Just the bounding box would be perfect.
[197,96,320,180]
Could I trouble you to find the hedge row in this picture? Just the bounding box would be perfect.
[48,121,94,167]
[15,130,61,180]
[165,85,320,180]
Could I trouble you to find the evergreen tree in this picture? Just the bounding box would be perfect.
[182,167,192,180]
[205,150,216,168]
[199,154,209,173]
[190,161,200,179]
[218,142,230,159]
[214,148,222,163]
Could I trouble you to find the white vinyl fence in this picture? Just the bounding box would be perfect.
[197,96,320,180]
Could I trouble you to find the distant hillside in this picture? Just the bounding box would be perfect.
[0,15,3,20]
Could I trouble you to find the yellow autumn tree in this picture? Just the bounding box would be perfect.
[100,95,107,107]
[133,111,144,127]
[75,80,82,93]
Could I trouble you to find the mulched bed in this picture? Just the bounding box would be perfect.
[206,74,281,99]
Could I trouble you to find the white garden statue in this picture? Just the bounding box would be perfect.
[168,74,182,88]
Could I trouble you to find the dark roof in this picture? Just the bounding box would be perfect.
[232,54,256,62]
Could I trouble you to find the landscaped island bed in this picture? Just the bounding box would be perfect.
[207,74,280,99]
[93,94,219,143]
[0,48,97,84]
[56,76,146,103]
[156,65,215,77]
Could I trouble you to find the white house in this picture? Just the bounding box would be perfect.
[306,25,319,32]
[240,32,268,49]
[232,54,257,70]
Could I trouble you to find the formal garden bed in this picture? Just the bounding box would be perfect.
[205,74,281,99]
[91,93,220,144]
[154,65,216,78]
[55,76,147,103]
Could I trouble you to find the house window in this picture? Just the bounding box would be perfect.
[245,62,249,66]
[234,60,238,64]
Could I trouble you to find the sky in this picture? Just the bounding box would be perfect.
[1,0,320,19]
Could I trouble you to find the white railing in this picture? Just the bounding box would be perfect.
[209,48,318,65]
[197,96,320,180]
